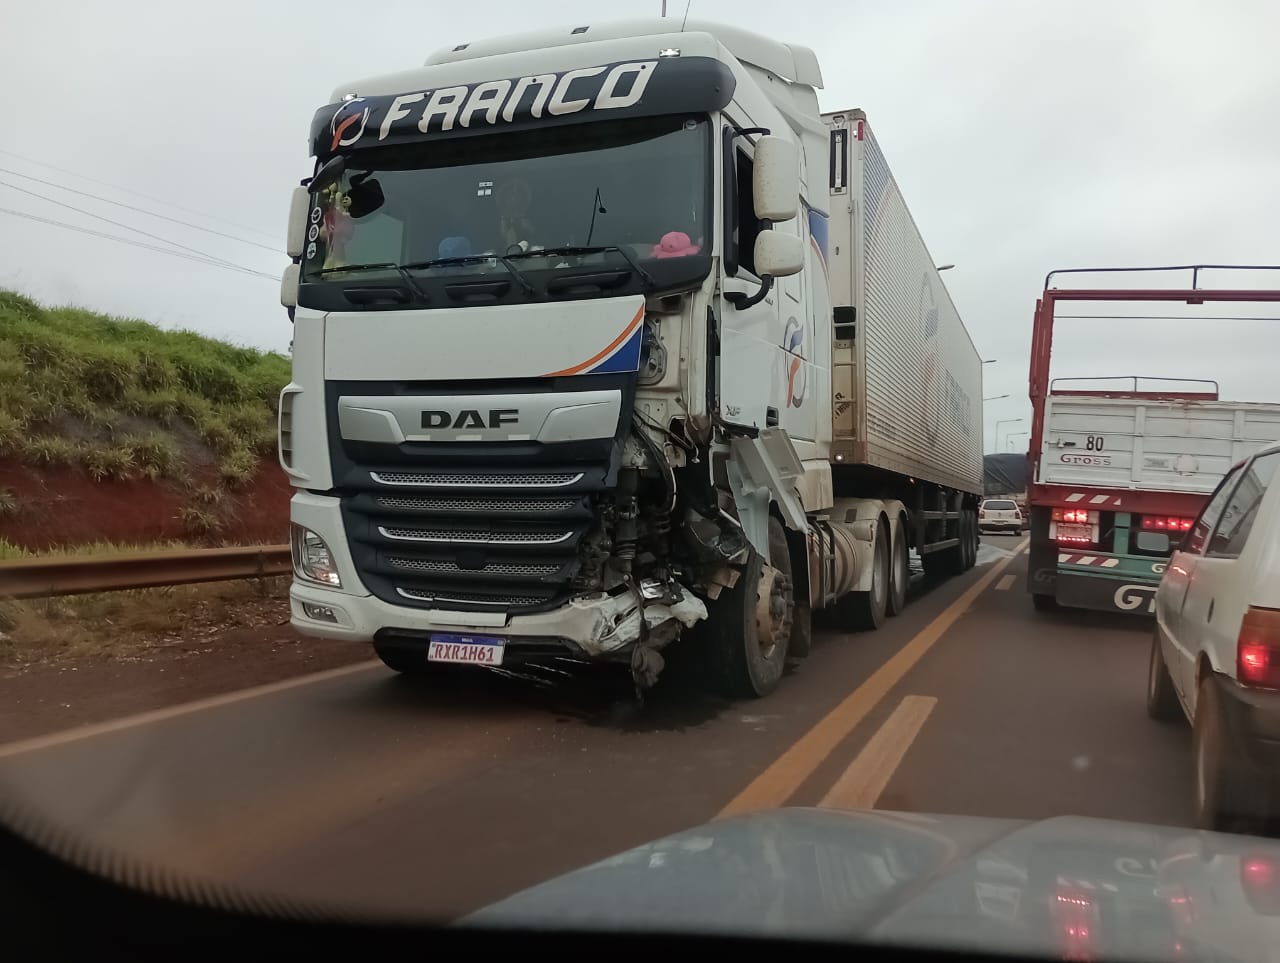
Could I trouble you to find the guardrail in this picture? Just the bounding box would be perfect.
[0,545,291,600]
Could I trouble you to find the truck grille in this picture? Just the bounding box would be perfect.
[376,494,578,513]
[395,587,554,607]
[371,470,584,488]
[387,556,561,577]
[342,461,607,614]
[378,526,575,545]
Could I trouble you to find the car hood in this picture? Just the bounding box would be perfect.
[468,808,1280,960]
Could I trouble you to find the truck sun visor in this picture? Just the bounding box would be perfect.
[309,57,737,158]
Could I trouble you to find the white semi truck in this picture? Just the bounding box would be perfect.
[279,19,984,697]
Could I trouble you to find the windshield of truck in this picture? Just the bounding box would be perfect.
[298,115,711,310]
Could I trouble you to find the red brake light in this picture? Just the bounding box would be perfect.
[1142,516,1194,532]
[1244,857,1276,888]
[1052,508,1093,524]
[1241,854,1280,916]
[1237,608,1280,689]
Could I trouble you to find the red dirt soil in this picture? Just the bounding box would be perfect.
[0,456,292,550]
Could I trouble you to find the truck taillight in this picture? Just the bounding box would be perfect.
[1237,607,1280,689]
[1052,508,1097,524]
[1142,516,1193,532]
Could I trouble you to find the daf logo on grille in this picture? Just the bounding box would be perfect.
[421,409,519,430]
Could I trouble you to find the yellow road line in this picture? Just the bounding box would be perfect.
[995,574,1016,591]
[819,694,936,810]
[718,537,1029,818]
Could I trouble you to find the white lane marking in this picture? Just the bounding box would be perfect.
[819,695,938,811]
[1089,494,1110,505]
[1065,493,1085,502]
[0,660,382,758]
[995,574,1016,591]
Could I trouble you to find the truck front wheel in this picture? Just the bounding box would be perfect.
[710,516,793,698]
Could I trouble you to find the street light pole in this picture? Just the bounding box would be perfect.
[994,418,1023,454]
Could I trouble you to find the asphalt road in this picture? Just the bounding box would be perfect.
[0,534,1193,921]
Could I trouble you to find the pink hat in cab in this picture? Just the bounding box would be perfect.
[650,231,700,259]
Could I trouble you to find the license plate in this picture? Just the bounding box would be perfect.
[428,633,505,666]
[1056,523,1092,542]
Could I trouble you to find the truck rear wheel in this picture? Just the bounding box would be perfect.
[886,523,909,616]
[843,519,889,631]
[711,516,793,698]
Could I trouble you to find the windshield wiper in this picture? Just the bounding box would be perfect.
[400,255,534,296]
[314,263,429,302]
[505,246,657,290]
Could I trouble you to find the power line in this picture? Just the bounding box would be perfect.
[0,166,279,253]
[0,207,277,281]
[0,178,266,271]
[0,146,279,242]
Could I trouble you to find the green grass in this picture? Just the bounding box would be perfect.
[0,290,288,481]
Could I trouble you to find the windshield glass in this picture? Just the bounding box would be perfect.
[984,500,1017,511]
[299,115,711,308]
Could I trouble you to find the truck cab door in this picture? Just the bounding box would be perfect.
[718,131,778,431]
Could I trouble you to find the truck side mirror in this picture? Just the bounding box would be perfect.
[752,136,799,222]
[281,262,300,312]
[286,187,310,259]
[754,231,804,278]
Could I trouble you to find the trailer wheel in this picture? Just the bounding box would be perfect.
[711,516,793,698]
[844,519,889,631]
[886,522,909,616]
[961,512,978,571]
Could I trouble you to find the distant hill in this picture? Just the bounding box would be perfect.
[0,291,291,548]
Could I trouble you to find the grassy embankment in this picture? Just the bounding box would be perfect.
[0,292,292,666]
[0,290,288,534]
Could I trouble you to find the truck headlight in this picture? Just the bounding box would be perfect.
[291,524,342,587]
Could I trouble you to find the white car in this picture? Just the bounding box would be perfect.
[979,498,1024,534]
[1147,441,1280,832]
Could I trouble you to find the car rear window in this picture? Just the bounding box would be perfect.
[984,500,1017,511]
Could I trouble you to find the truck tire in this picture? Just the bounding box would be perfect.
[886,523,909,616]
[711,516,793,698]
[843,519,889,631]
[1145,629,1182,723]
[961,512,978,571]
[1193,675,1268,832]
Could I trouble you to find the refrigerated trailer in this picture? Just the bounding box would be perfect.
[1026,266,1280,615]
[279,19,984,697]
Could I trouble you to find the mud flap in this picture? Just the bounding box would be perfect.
[1026,506,1058,599]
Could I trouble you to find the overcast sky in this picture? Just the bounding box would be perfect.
[3,0,1278,445]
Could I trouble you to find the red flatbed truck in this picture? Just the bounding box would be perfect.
[1026,265,1280,615]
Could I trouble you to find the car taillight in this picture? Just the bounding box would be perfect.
[1141,516,1194,532]
[979,510,986,519]
[1237,607,1280,689]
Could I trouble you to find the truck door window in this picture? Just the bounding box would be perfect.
[1183,465,1244,555]
[1205,452,1280,558]
[733,148,761,277]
